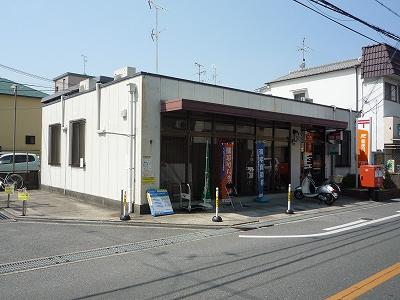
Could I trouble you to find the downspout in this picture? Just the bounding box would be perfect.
[96,83,101,131]
[61,95,67,195]
[355,65,359,188]
[331,105,336,178]
[127,83,137,213]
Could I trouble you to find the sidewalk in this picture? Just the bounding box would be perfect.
[0,190,375,228]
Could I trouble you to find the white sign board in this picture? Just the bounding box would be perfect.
[146,189,174,217]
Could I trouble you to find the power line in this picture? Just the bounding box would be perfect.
[309,0,400,42]
[291,0,379,43]
[0,63,52,82]
[373,0,400,19]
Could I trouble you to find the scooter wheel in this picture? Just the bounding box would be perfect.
[294,190,304,199]
[323,194,335,205]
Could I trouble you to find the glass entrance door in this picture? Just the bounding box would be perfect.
[237,139,255,195]
[160,135,187,202]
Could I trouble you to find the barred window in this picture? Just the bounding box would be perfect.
[69,119,86,167]
[48,124,61,165]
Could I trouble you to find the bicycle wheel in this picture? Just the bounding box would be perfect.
[6,174,24,189]
[0,177,5,189]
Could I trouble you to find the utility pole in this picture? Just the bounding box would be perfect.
[148,0,165,73]
[297,37,312,69]
[10,84,17,173]
[194,62,206,82]
[81,54,88,74]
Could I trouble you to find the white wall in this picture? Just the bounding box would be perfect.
[41,77,143,206]
[266,68,360,111]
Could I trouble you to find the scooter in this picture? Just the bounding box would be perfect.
[293,173,339,205]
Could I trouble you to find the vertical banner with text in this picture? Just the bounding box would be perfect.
[357,118,370,167]
[221,142,234,200]
[256,141,265,200]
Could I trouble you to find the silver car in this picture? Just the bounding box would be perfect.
[0,153,40,173]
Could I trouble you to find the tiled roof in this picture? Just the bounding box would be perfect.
[266,58,360,84]
[361,43,400,78]
[0,77,48,98]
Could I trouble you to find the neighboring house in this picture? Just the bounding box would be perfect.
[41,67,353,214]
[259,43,400,171]
[0,77,47,155]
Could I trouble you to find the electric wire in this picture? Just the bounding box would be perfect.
[308,0,400,43]
[373,0,400,20]
[0,63,52,82]
[291,0,380,43]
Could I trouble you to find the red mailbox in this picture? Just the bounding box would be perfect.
[360,165,384,188]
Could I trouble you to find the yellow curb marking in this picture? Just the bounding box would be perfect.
[326,262,400,300]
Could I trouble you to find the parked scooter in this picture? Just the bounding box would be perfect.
[293,173,340,205]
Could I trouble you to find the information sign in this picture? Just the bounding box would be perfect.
[146,189,174,217]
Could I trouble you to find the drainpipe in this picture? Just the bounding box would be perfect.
[331,105,336,178]
[127,83,138,213]
[61,95,67,195]
[355,66,359,188]
[96,83,101,131]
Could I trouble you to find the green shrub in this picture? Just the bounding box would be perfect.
[383,170,396,189]
[342,173,356,188]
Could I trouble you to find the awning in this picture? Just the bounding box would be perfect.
[161,99,348,129]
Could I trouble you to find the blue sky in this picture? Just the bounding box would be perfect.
[1,0,400,92]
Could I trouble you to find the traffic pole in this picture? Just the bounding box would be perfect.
[212,187,223,222]
[120,190,131,221]
[286,184,294,214]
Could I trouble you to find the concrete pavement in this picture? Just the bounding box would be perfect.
[0,189,382,228]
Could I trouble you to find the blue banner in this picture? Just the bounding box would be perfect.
[256,141,265,200]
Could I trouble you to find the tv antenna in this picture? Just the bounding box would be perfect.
[211,64,217,85]
[148,0,165,73]
[81,54,88,74]
[297,37,312,69]
[195,62,206,82]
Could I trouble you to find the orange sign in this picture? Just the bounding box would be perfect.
[358,129,369,167]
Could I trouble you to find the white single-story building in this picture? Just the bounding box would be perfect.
[41,67,355,214]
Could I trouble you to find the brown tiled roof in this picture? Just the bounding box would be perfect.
[361,43,400,78]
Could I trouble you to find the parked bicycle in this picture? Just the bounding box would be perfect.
[0,173,24,190]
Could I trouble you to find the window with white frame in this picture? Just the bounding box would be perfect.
[69,119,86,167]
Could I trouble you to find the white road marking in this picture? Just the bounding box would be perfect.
[323,219,367,231]
[239,213,400,239]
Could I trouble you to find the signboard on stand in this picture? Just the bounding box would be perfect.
[146,189,174,217]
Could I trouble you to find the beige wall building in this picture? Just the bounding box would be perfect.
[0,78,47,154]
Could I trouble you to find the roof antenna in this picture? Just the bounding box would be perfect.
[297,37,312,69]
[81,54,88,74]
[194,62,206,82]
[148,0,165,73]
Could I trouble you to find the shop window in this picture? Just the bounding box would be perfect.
[256,124,273,140]
[25,135,35,145]
[161,117,187,131]
[69,119,85,167]
[237,124,255,135]
[48,124,61,165]
[275,128,290,142]
[215,120,234,132]
[335,131,351,167]
[384,82,398,102]
[190,120,212,132]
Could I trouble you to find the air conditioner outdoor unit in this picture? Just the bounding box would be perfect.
[304,97,313,103]
[113,66,136,80]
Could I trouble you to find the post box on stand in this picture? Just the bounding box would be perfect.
[360,165,384,188]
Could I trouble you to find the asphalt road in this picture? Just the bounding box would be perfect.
[1,200,399,299]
